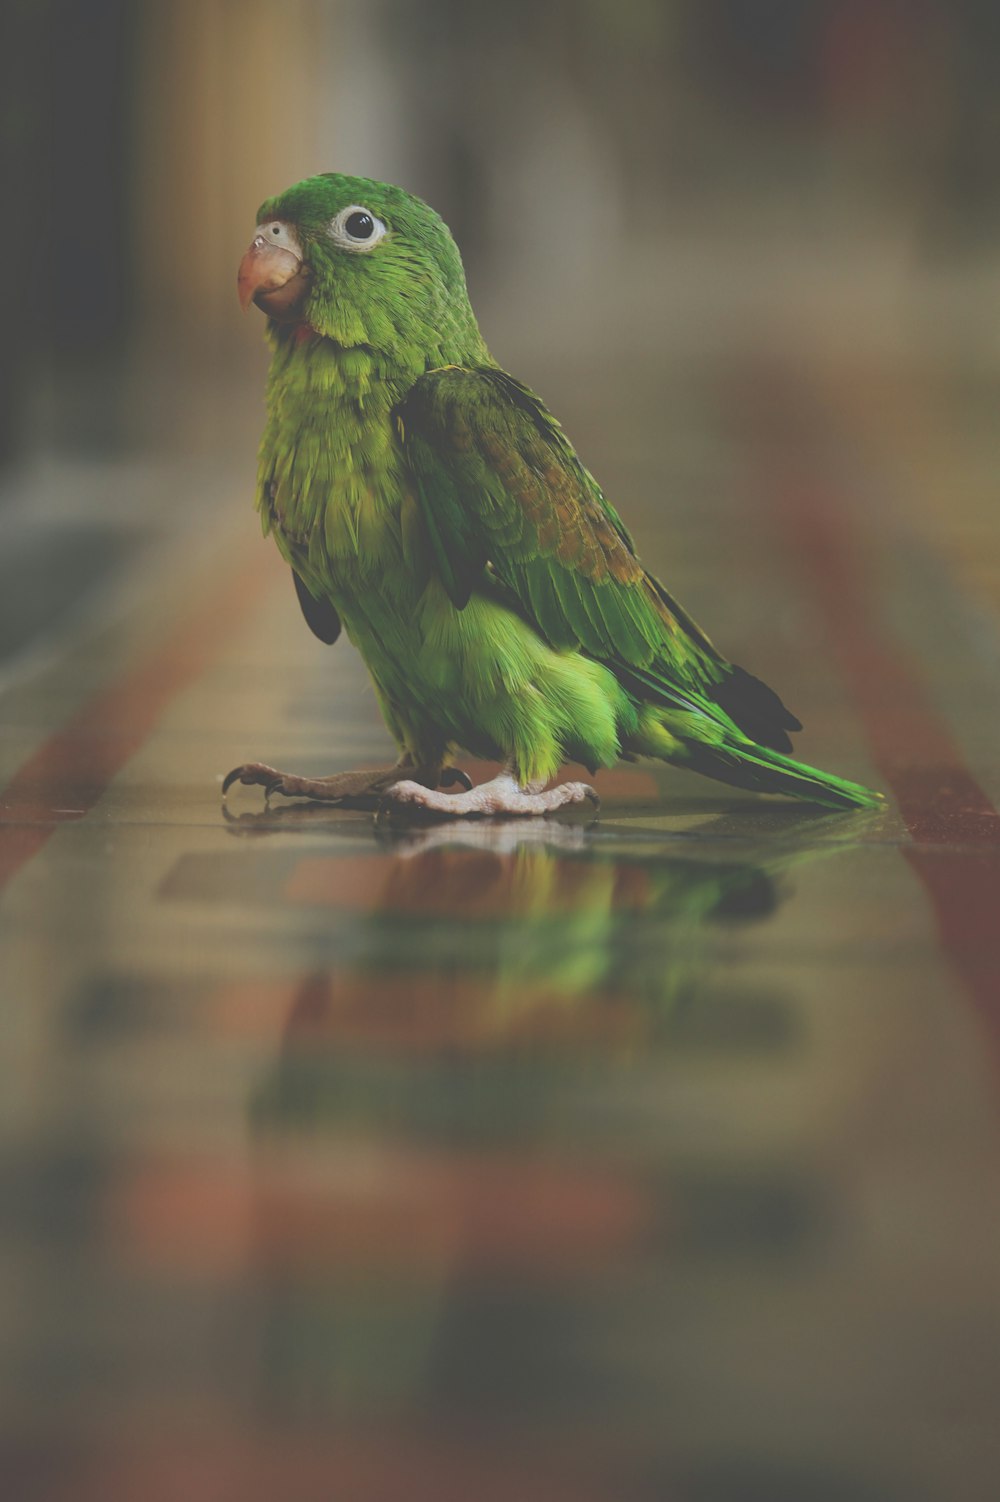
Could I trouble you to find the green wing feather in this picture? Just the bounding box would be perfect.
[398,366,801,751]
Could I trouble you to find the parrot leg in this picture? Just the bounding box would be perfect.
[221,755,472,808]
[377,769,599,820]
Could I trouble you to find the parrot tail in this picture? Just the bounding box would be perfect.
[680,738,883,811]
[619,663,880,811]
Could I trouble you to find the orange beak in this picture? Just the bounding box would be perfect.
[237,235,310,320]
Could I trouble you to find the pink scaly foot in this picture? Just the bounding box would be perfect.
[377,771,599,821]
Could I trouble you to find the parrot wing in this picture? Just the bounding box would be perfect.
[398,366,800,751]
[293,569,341,644]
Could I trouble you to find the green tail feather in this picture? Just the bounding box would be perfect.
[682,740,883,812]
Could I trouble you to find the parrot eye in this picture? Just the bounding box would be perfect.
[328,204,387,253]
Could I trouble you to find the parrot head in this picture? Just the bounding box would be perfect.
[237,173,484,358]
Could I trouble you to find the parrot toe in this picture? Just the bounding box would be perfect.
[222,760,475,808]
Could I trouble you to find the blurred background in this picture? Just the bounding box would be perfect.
[4,0,1000,456]
[4,0,1000,651]
[4,4,1000,1501]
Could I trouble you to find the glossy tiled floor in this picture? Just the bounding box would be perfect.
[2,322,1000,1500]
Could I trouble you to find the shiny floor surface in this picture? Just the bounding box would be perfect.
[2,332,1000,1501]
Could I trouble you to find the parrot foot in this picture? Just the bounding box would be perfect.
[221,759,472,809]
[377,771,600,821]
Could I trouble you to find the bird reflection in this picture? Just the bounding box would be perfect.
[239,809,840,1132]
[236,810,858,1418]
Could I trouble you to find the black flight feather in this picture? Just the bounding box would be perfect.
[709,665,802,753]
[293,570,341,645]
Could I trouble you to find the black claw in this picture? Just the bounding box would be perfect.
[440,767,473,792]
[373,794,398,827]
[374,790,436,826]
[222,763,288,798]
[222,766,246,795]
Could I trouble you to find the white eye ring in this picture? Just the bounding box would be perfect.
[328,204,387,253]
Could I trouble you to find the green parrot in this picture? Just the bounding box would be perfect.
[224,173,880,818]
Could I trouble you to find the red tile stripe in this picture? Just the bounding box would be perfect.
[0,546,280,893]
[113,1148,648,1281]
[284,850,654,916]
[770,463,1000,1033]
[17,1426,619,1502]
[212,972,641,1050]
